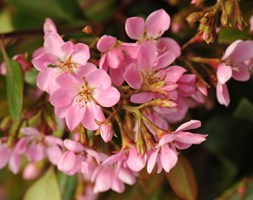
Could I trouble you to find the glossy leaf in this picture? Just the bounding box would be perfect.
[0,43,23,120]
[166,155,197,200]
[24,167,62,200]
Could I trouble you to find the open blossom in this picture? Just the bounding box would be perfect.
[14,128,63,168]
[32,29,90,94]
[125,9,181,58]
[147,120,207,173]
[124,41,196,122]
[216,40,253,106]
[49,64,120,131]
[124,41,176,93]
[57,139,106,177]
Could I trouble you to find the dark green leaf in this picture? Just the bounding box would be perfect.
[24,167,62,200]
[0,43,23,120]
[166,155,197,200]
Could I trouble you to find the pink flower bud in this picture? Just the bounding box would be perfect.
[23,163,41,180]
[100,124,113,142]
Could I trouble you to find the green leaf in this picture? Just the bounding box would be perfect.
[218,28,249,44]
[24,69,38,86]
[0,42,23,120]
[57,172,77,200]
[5,0,83,21]
[166,155,197,200]
[0,7,14,33]
[233,98,253,123]
[24,167,62,200]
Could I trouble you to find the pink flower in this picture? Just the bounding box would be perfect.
[58,139,105,176]
[216,40,253,106]
[49,64,120,131]
[147,120,207,173]
[124,41,176,93]
[13,127,63,169]
[32,31,90,94]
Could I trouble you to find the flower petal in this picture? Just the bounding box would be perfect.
[97,35,117,52]
[175,132,207,145]
[232,63,250,81]
[217,63,232,84]
[82,103,99,130]
[160,145,178,172]
[87,69,111,90]
[164,66,187,83]
[147,149,159,174]
[154,50,176,70]
[123,63,142,89]
[175,120,201,132]
[216,83,230,107]
[145,9,171,39]
[106,48,124,69]
[49,88,75,108]
[44,33,64,58]
[138,42,158,70]
[156,37,181,57]
[0,145,11,169]
[93,87,120,107]
[58,151,77,172]
[125,17,145,40]
[47,145,62,165]
[65,103,86,131]
[127,147,146,172]
[71,43,90,66]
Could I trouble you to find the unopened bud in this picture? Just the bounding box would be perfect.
[136,138,146,155]
[82,25,93,34]
[139,98,177,109]
[23,163,41,180]
[186,11,206,23]
[100,123,114,143]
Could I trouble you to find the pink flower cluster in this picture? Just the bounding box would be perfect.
[0,9,211,195]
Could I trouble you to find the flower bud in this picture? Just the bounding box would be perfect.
[23,163,41,180]
[100,123,114,143]
[186,11,206,23]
